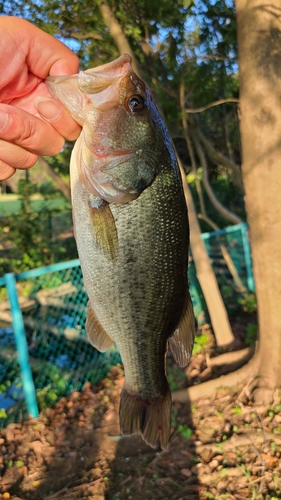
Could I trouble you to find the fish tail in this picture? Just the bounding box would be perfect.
[119,387,171,449]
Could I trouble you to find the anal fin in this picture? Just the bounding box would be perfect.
[168,291,195,368]
[88,196,118,261]
[86,305,114,352]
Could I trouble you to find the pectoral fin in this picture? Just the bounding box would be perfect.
[88,197,118,261]
[168,292,195,368]
[86,306,114,352]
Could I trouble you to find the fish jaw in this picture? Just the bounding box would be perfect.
[46,54,133,124]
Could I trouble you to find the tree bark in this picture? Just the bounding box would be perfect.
[235,0,281,403]
[37,157,71,201]
[179,159,235,346]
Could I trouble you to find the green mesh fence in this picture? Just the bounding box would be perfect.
[0,280,25,426]
[0,261,121,428]
[0,223,254,428]
[201,222,254,315]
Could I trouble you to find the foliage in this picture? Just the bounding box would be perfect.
[245,323,258,346]
[192,332,209,354]
[0,179,76,275]
[177,424,193,439]
[0,0,241,183]
[239,293,257,314]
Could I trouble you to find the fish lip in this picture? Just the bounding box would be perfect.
[91,147,136,161]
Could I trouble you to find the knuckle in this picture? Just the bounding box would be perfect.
[45,135,65,155]
[17,118,39,146]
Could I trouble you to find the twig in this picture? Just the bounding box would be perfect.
[186,98,239,113]
[250,442,265,493]
[45,477,104,499]
[194,430,281,455]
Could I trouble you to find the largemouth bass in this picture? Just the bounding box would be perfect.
[46,54,195,449]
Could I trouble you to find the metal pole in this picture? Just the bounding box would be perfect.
[241,223,255,292]
[5,273,39,418]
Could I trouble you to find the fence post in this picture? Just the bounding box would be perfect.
[241,223,255,292]
[4,273,39,418]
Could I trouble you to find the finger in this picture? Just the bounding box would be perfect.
[0,139,38,171]
[33,97,81,141]
[0,161,16,181]
[2,17,80,79]
[0,104,66,156]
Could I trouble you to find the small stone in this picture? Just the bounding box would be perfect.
[227,467,243,477]
[191,463,204,475]
[199,447,213,463]
[209,459,219,471]
[0,437,5,445]
[180,468,192,478]
[217,479,227,492]
[190,368,200,378]
[5,429,14,443]
[31,441,43,454]
[244,413,252,423]
[224,422,231,433]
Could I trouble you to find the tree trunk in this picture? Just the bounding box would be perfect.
[235,0,281,403]
[173,0,281,405]
[179,160,235,346]
[37,157,71,201]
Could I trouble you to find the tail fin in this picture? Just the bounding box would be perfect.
[119,387,171,449]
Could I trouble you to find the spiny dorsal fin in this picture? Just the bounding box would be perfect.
[86,305,114,352]
[88,197,118,261]
[168,291,195,368]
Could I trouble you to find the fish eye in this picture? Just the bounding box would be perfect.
[127,94,145,113]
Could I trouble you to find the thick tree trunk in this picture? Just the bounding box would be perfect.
[179,160,235,346]
[236,0,281,402]
[175,0,281,405]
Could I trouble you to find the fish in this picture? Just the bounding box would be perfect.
[46,54,195,449]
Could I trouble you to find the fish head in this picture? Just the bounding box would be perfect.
[46,54,173,203]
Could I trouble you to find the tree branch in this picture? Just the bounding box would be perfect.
[195,125,243,190]
[186,98,239,114]
[98,0,142,77]
[69,31,103,41]
[178,157,235,347]
[192,132,243,225]
[37,157,71,201]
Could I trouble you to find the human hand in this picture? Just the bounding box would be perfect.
[0,16,81,181]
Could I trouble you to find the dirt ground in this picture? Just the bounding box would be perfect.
[1,319,281,500]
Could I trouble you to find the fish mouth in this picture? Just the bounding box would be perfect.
[46,54,134,124]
